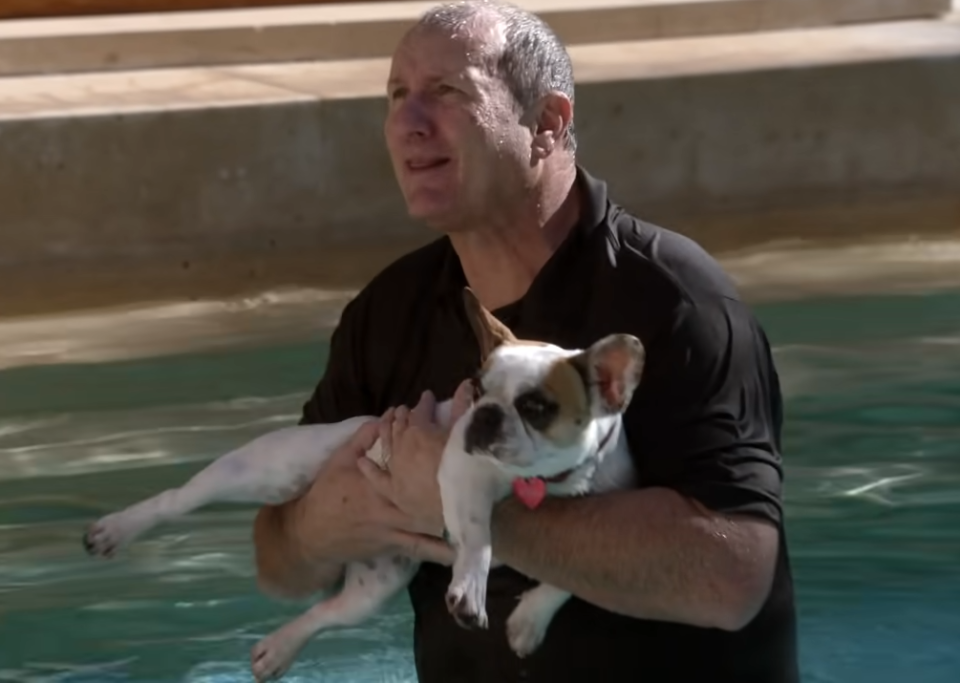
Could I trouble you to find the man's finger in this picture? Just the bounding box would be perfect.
[378,408,395,460]
[348,419,381,452]
[391,531,455,566]
[451,379,474,423]
[379,407,396,434]
[410,390,436,427]
[357,455,393,495]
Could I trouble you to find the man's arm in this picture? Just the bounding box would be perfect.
[493,297,785,630]
[253,295,374,598]
[491,487,778,630]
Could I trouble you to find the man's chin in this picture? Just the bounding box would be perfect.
[406,202,466,233]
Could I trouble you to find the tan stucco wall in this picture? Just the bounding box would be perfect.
[1,19,959,318]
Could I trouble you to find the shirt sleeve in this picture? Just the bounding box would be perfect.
[299,295,375,426]
[627,296,785,525]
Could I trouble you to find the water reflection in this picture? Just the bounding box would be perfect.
[0,394,301,481]
[1,290,959,682]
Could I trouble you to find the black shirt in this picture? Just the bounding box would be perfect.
[300,167,799,683]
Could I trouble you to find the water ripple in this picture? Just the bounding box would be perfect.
[0,393,304,483]
[1,292,959,681]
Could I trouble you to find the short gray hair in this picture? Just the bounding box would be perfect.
[417,0,577,153]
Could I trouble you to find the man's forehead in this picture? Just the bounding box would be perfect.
[414,8,504,42]
[391,19,502,71]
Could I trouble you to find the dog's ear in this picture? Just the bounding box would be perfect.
[462,287,517,361]
[569,334,645,416]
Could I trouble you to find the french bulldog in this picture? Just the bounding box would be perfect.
[81,287,643,681]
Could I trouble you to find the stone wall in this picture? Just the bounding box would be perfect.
[1,17,959,316]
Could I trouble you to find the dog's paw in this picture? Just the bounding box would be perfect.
[506,602,549,658]
[445,578,488,630]
[250,626,308,682]
[82,513,133,558]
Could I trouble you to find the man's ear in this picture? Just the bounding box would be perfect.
[462,287,517,361]
[530,91,573,160]
[569,334,645,416]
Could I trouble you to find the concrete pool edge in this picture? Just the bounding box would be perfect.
[4,182,958,319]
[4,236,960,371]
[0,0,950,77]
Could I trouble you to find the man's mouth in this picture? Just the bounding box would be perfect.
[406,157,451,172]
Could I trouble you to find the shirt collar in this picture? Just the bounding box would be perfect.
[436,164,610,306]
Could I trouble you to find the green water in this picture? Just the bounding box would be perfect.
[1,290,959,682]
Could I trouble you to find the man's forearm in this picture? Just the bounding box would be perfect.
[252,504,344,599]
[490,487,778,631]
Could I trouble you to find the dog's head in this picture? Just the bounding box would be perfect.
[459,288,645,476]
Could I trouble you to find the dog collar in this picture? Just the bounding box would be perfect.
[512,422,619,509]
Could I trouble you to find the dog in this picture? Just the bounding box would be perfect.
[81,287,644,681]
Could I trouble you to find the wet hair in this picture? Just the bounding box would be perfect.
[416,0,577,153]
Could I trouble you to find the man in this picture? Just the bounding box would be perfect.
[253,1,799,681]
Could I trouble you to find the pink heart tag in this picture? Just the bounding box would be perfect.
[512,477,547,509]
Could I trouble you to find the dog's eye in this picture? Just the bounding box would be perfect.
[514,391,558,430]
[472,378,485,400]
[517,396,548,415]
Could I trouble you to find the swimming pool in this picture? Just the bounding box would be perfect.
[1,289,959,682]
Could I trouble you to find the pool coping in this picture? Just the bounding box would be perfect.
[0,0,951,77]
[3,236,960,371]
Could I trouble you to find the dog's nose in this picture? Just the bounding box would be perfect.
[464,404,504,454]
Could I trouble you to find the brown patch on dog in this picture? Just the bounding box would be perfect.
[538,357,591,447]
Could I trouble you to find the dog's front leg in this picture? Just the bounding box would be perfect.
[445,510,493,630]
[438,446,507,631]
[506,582,572,658]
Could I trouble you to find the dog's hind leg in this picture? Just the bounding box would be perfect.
[83,420,374,558]
[250,553,418,682]
[83,455,253,558]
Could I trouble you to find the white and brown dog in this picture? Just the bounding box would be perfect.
[82,288,644,681]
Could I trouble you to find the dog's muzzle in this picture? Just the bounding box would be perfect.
[464,404,504,455]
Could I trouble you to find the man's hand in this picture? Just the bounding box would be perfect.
[254,417,456,598]
[358,380,473,539]
[254,381,474,596]
[282,420,413,560]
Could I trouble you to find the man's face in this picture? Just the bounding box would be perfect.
[383,23,533,231]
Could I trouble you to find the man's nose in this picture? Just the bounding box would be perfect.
[390,94,434,138]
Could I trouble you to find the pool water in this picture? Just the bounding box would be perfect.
[1,289,959,682]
